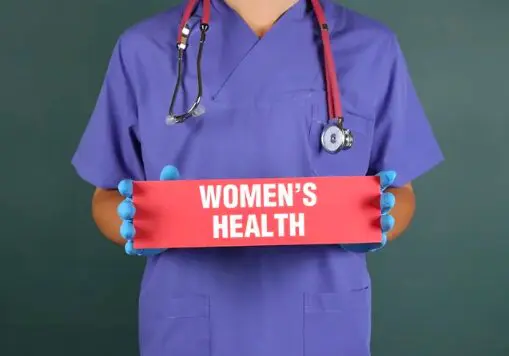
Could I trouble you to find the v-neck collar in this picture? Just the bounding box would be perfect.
[183,0,336,104]
[191,0,311,37]
[190,0,339,32]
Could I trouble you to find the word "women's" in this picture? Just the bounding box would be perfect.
[199,182,317,209]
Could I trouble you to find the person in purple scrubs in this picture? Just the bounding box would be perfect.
[72,0,443,355]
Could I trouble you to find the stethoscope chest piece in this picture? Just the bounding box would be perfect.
[320,119,354,154]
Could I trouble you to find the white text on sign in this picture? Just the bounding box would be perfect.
[198,183,317,239]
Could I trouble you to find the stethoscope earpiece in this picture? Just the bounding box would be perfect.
[165,115,179,126]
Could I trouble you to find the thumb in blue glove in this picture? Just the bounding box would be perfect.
[117,165,180,256]
[341,171,396,253]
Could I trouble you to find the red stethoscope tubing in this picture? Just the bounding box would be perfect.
[176,0,343,121]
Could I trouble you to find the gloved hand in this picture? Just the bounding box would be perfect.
[340,171,396,253]
[117,165,180,256]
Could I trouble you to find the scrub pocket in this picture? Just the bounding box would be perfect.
[303,290,371,356]
[140,295,211,356]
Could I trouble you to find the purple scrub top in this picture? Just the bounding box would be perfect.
[72,1,443,355]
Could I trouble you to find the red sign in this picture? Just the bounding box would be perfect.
[132,176,381,249]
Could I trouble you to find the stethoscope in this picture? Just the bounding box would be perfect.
[166,0,353,154]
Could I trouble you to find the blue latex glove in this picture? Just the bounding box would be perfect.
[117,165,180,256]
[340,171,397,253]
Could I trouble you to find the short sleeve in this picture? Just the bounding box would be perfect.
[71,36,145,189]
[368,36,444,187]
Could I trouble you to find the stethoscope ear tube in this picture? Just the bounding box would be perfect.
[166,9,210,125]
[166,0,354,154]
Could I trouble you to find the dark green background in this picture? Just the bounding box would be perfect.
[1,0,508,355]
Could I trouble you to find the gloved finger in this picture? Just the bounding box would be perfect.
[377,171,397,191]
[117,199,136,220]
[160,165,180,181]
[381,192,395,214]
[381,214,395,233]
[118,179,133,198]
[125,240,142,256]
[370,233,388,252]
[125,241,165,257]
[120,220,136,240]
[361,233,388,253]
